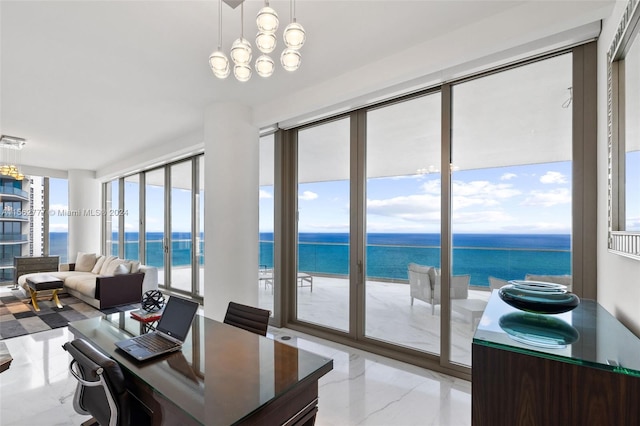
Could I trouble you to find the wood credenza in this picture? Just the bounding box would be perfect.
[472,293,640,426]
[13,256,60,283]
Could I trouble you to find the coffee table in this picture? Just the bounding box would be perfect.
[452,298,488,331]
[25,274,64,311]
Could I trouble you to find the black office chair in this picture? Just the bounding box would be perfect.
[63,339,132,426]
[223,302,271,336]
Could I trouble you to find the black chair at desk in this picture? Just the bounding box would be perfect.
[224,301,271,336]
[63,339,148,426]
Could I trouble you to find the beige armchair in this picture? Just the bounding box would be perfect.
[408,263,470,314]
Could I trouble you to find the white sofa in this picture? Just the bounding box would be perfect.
[18,253,159,309]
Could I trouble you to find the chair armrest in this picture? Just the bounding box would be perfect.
[95,273,145,309]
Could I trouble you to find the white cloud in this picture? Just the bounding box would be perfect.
[300,222,349,232]
[49,203,68,211]
[501,222,571,233]
[540,171,567,184]
[522,188,571,207]
[299,191,318,201]
[501,173,517,181]
[49,223,68,232]
[259,189,272,199]
[367,193,440,222]
[453,210,513,224]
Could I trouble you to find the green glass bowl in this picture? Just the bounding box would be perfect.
[499,312,580,349]
[498,284,580,314]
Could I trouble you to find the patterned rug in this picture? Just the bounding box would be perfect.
[0,289,139,340]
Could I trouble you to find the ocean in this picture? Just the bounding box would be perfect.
[50,232,571,287]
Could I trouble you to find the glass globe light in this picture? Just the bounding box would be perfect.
[234,64,252,82]
[0,165,9,175]
[209,50,230,79]
[255,55,275,77]
[256,6,278,33]
[256,31,277,54]
[16,173,24,181]
[230,38,252,65]
[280,48,301,71]
[283,21,305,50]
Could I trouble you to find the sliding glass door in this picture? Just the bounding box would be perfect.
[364,93,442,354]
[295,118,350,332]
[450,53,573,367]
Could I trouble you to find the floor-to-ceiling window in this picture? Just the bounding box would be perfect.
[281,44,594,378]
[124,175,140,261]
[259,134,275,315]
[449,53,573,367]
[169,160,193,293]
[103,154,203,299]
[48,177,69,263]
[295,117,351,332]
[365,92,442,354]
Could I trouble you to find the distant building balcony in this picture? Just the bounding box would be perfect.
[0,234,28,244]
[0,186,29,200]
[0,211,29,221]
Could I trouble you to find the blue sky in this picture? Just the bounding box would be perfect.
[261,161,573,234]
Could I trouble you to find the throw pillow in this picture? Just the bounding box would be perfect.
[113,263,130,275]
[92,255,106,274]
[104,259,128,276]
[75,252,97,272]
[100,255,118,275]
[129,260,141,274]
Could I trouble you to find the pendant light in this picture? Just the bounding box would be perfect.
[283,0,305,49]
[209,0,230,79]
[231,3,252,81]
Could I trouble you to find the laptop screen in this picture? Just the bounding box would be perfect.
[155,296,199,342]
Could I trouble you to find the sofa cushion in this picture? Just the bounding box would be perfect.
[75,252,97,272]
[64,274,98,298]
[92,255,106,274]
[103,258,128,276]
[100,256,118,275]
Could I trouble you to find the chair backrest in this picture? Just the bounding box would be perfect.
[63,339,129,426]
[408,263,433,289]
[488,276,509,291]
[450,274,470,300]
[224,302,271,336]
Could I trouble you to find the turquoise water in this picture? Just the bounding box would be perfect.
[51,232,571,287]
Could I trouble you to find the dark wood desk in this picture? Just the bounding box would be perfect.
[68,313,333,425]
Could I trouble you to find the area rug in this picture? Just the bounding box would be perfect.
[0,290,139,340]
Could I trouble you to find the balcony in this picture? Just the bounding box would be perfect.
[0,234,28,244]
[0,186,28,201]
[0,211,29,221]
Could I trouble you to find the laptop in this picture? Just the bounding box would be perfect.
[115,295,199,361]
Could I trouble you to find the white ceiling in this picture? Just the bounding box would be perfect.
[0,1,614,178]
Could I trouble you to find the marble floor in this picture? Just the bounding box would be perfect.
[0,323,471,426]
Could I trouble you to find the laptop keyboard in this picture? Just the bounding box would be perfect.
[135,333,178,352]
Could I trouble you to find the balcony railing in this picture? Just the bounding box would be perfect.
[0,211,29,220]
[259,240,571,288]
[0,234,28,243]
[0,186,29,199]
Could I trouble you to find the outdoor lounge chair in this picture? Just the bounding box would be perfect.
[408,263,470,314]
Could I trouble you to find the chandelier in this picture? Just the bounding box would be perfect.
[209,0,306,81]
[0,135,26,181]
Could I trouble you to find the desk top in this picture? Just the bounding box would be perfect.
[473,291,640,377]
[68,313,333,425]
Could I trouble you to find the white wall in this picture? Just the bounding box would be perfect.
[203,103,259,321]
[67,169,101,258]
[598,1,640,337]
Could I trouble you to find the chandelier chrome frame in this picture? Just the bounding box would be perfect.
[209,0,305,82]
